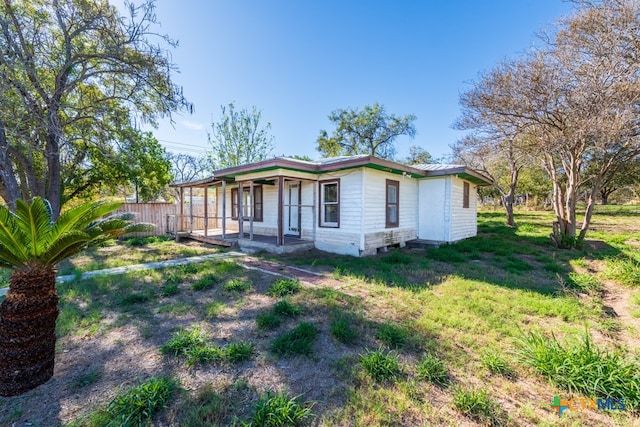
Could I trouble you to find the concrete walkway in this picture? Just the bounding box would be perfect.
[0,251,245,296]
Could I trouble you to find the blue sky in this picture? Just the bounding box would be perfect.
[137,0,573,162]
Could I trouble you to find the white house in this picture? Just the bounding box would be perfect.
[171,155,491,257]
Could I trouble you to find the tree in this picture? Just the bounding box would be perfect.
[0,198,151,396]
[456,0,640,247]
[207,103,274,169]
[123,132,172,203]
[0,0,190,217]
[168,152,208,184]
[404,145,433,165]
[596,158,640,205]
[316,103,416,159]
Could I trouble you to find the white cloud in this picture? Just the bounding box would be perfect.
[180,120,205,131]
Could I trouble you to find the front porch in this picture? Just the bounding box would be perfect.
[169,171,318,254]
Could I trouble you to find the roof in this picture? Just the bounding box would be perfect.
[171,156,492,187]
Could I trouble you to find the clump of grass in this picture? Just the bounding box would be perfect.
[567,272,602,293]
[161,327,253,366]
[425,245,468,263]
[119,292,150,306]
[256,312,282,330]
[543,262,565,273]
[223,342,254,362]
[330,314,358,344]
[272,299,303,317]
[213,261,241,275]
[480,352,515,378]
[205,301,225,318]
[77,376,178,427]
[161,282,179,297]
[360,348,403,382]
[251,390,314,427]
[192,273,220,291]
[267,278,301,297]
[271,322,317,356]
[162,327,208,356]
[175,381,252,427]
[515,330,640,409]
[453,387,504,426]
[376,323,408,349]
[416,353,448,386]
[605,256,640,287]
[223,278,251,293]
[180,264,199,275]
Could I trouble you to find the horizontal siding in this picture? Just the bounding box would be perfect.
[449,177,477,241]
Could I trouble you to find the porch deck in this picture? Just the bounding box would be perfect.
[174,228,315,254]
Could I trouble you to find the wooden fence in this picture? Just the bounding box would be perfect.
[116,202,216,237]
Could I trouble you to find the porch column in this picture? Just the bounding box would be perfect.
[312,180,317,241]
[277,176,284,246]
[221,181,226,240]
[204,185,209,237]
[179,187,184,232]
[249,181,254,241]
[189,187,194,232]
[238,181,244,238]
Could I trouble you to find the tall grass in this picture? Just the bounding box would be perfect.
[250,390,314,427]
[605,256,640,287]
[515,330,640,409]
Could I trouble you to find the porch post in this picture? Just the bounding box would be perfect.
[249,181,254,241]
[189,187,194,232]
[222,181,226,240]
[238,181,244,238]
[179,187,184,231]
[312,179,317,241]
[204,185,209,237]
[277,176,284,246]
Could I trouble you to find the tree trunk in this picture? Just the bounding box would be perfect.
[0,122,21,209]
[601,192,609,205]
[0,266,58,396]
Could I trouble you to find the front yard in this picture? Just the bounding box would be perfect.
[1,207,639,426]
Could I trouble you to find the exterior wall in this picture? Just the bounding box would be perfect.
[314,168,363,256]
[361,168,417,255]
[417,177,449,241]
[449,176,478,241]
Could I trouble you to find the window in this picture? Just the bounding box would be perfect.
[463,182,470,209]
[386,179,399,228]
[231,185,263,221]
[319,180,339,227]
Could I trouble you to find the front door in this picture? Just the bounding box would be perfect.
[285,182,300,236]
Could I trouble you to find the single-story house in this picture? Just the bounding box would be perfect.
[171,155,491,257]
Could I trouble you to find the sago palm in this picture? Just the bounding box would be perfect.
[0,197,152,396]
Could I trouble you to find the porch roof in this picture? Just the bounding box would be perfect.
[171,155,492,188]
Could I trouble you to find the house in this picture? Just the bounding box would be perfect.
[170,155,491,257]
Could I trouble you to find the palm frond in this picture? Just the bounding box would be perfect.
[0,204,29,263]
[39,230,91,266]
[13,198,54,257]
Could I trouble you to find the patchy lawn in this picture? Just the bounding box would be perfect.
[1,207,639,426]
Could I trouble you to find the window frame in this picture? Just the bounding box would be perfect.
[231,185,263,222]
[319,179,340,228]
[463,181,470,209]
[386,179,399,228]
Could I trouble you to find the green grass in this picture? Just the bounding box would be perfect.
[359,348,403,382]
[376,323,408,349]
[204,301,225,318]
[267,278,301,297]
[173,381,253,427]
[223,342,254,362]
[567,272,602,293]
[453,387,505,426]
[605,256,640,286]
[416,353,449,386]
[330,313,358,344]
[72,376,178,427]
[192,273,220,291]
[271,322,318,356]
[160,282,180,297]
[256,312,282,330]
[250,390,314,427]
[515,330,640,409]
[162,328,254,366]
[480,351,515,378]
[272,299,303,317]
[70,368,101,391]
[223,278,252,293]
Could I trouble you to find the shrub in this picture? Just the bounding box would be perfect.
[267,279,301,297]
[360,348,403,382]
[271,322,317,356]
[251,390,313,427]
[416,353,448,386]
[515,330,640,409]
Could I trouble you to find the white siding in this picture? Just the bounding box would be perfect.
[449,177,478,241]
[417,178,449,241]
[314,169,363,256]
[361,168,417,254]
